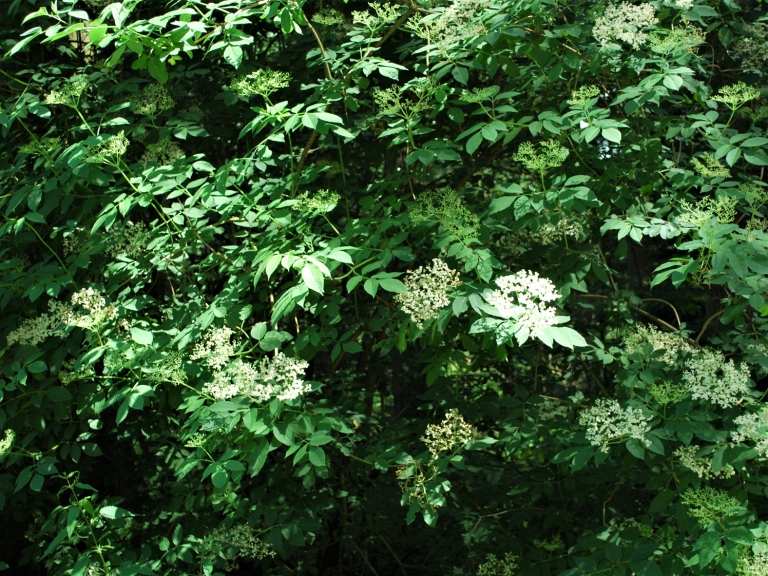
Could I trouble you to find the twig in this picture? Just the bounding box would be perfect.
[576,294,683,337]
[695,309,725,344]
[642,298,681,328]
[346,538,381,576]
[370,522,407,576]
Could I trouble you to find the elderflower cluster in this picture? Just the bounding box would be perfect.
[738,549,768,576]
[677,195,738,226]
[6,289,116,347]
[44,76,89,105]
[681,487,740,521]
[477,552,519,576]
[200,525,275,561]
[664,0,693,10]
[732,408,768,456]
[673,445,734,479]
[648,381,689,405]
[19,137,61,156]
[622,324,693,364]
[568,85,601,106]
[292,189,341,213]
[230,69,291,99]
[691,153,731,178]
[85,131,129,163]
[484,270,560,338]
[578,398,653,452]
[130,84,174,116]
[394,259,462,328]
[712,82,761,110]
[184,433,207,448]
[513,140,568,171]
[202,352,311,403]
[593,2,658,50]
[534,535,564,552]
[0,430,15,460]
[191,326,238,370]
[410,187,479,243]
[421,409,476,457]
[530,216,584,245]
[107,222,148,258]
[682,348,751,408]
[141,137,184,167]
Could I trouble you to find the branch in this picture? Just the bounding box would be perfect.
[576,294,686,338]
[345,538,381,576]
[695,309,725,344]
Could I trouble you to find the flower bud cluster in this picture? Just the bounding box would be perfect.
[141,137,184,167]
[477,552,519,576]
[394,258,462,328]
[230,69,291,99]
[623,324,693,365]
[191,327,238,370]
[568,85,600,106]
[408,0,488,49]
[485,270,560,338]
[201,524,275,560]
[19,137,61,156]
[292,189,341,213]
[732,408,768,456]
[649,21,705,54]
[593,2,658,50]
[738,549,768,576]
[673,445,734,479]
[578,398,653,452]
[146,351,186,386]
[678,195,738,226]
[44,76,89,105]
[680,487,740,521]
[107,222,148,259]
[459,86,499,103]
[712,82,761,110]
[85,131,129,163]
[410,187,479,243]
[129,84,175,116]
[353,2,403,28]
[513,140,568,171]
[421,409,476,457]
[312,8,345,25]
[691,153,731,178]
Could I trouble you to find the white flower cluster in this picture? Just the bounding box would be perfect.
[421,409,476,457]
[129,84,175,116]
[623,324,693,365]
[85,131,129,163]
[191,326,238,370]
[394,259,462,329]
[664,0,693,9]
[593,2,658,50]
[682,348,751,409]
[195,331,311,403]
[409,0,488,49]
[6,289,117,347]
[673,445,734,479]
[44,76,89,106]
[485,270,560,338]
[230,69,291,99]
[738,549,768,576]
[530,217,584,246]
[0,430,15,460]
[732,408,768,456]
[578,398,652,452]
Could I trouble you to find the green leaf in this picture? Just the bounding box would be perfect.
[626,438,645,459]
[602,127,621,143]
[211,466,228,488]
[130,326,154,345]
[27,360,47,373]
[301,262,325,294]
[379,278,406,293]
[452,66,469,85]
[47,387,72,402]
[309,446,326,467]
[650,489,676,513]
[147,57,168,84]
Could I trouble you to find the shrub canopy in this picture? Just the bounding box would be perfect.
[1,0,768,574]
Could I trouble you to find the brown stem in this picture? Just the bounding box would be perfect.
[641,298,681,328]
[695,309,725,344]
[346,538,381,576]
[576,294,685,338]
[306,19,333,80]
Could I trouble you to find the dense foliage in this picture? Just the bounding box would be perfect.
[1,0,768,574]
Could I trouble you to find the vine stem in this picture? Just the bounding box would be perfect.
[25,222,77,286]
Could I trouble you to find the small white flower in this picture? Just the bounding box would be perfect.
[593,2,658,50]
[578,398,652,452]
[580,120,590,129]
[394,259,462,328]
[682,348,751,409]
[484,270,560,337]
